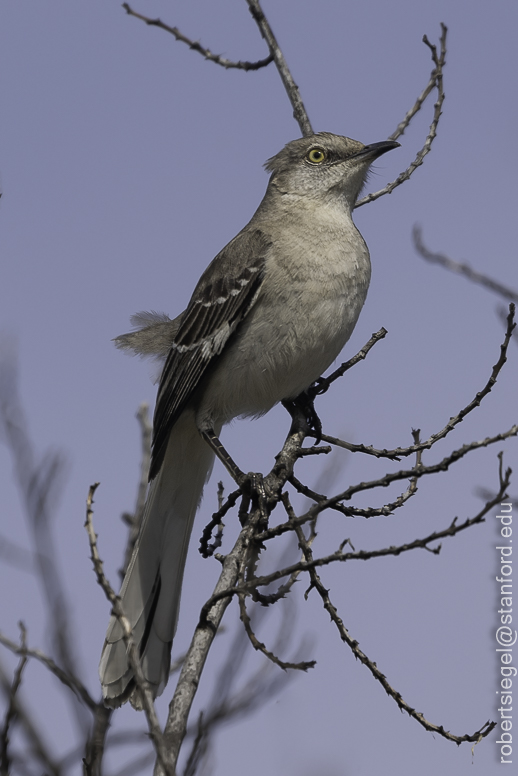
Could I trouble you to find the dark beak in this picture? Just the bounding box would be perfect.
[358,140,400,160]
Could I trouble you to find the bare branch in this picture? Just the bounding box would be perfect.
[0,630,96,713]
[161,508,266,773]
[414,225,518,302]
[84,484,173,775]
[246,0,313,135]
[356,23,447,207]
[288,471,504,746]
[229,462,512,594]
[182,589,307,776]
[261,423,517,541]
[289,466,418,518]
[308,328,388,399]
[122,3,274,71]
[199,485,241,559]
[246,495,314,606]
[0,341,89,734]
[0,624,28,776]
[83,708,113,776]
[312,423,517,517]
[161,413,310,773]
[85,408,151,775]
[238,594,315,671]
[390,28,445,141]
[310,304,516,460]
[291,429,422,519]
[0,658,61,776]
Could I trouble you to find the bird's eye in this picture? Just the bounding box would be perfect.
[306,147,327,164]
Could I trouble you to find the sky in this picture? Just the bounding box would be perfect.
[0,1,517,774]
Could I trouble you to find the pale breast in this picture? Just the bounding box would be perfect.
[195,209,371,430]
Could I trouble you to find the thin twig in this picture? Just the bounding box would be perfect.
[0,658,61,776]
[291,429,422,518]
[308,328,388,399]
[226,466,511,594]
[85,484,173,775]
[308,304,516,460]
[0,630,96,712]
[309,423,518,516]
[414,226,518,302]
[261,423,518,540]
[246,0,313,135]
[356,24,447,207]
[86,406,151,776]
[289,467,506,745]
[246,495,314,605]
[288,468,419,518]
[122,3,274,71]
[199,487,241,558]
[0,344,89,734]
[238,594,315,671]
[0,624,28,776]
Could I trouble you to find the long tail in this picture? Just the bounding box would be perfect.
[99,410,216,708]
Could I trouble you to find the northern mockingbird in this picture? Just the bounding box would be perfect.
[99,132,399,707]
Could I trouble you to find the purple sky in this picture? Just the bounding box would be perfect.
[1,1,517,774]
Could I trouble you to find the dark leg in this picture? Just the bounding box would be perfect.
[201,429,266,520]
[202,428,246,484]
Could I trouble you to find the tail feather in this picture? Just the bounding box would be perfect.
[99,410,216,707]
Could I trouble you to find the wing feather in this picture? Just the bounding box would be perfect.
[149,228,270,478]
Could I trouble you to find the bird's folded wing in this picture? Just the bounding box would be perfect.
[150,227,270,478]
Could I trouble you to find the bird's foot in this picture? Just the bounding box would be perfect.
[282,391,323,444]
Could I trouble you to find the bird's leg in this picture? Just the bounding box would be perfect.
[202,429,267,523]
[202,429,245,483]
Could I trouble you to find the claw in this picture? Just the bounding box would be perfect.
[282,391,323,443]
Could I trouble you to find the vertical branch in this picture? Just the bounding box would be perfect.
[85,485,173,776]
[0,658,61,776]
[85,404,152,776]
[160,415,308,772]
[160,512,261,773]
[0,341,89,735]
[246,0,313,136]
[0,624,28,776]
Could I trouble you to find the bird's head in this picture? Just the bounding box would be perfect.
[265,132,399,208]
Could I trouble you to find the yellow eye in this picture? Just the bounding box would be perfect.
[306,147,327,164]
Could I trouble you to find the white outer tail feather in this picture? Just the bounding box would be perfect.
[99,410,217,707]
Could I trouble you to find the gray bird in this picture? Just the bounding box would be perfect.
[99,132,399,707]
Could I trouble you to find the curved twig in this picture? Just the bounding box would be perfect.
[414,226,518,302]
[356,23,447,207]
[122,3,274,71]
[233,463,511,592]
[309,304,516,461]
[292,513,497,745]
[238,594,315,671]
[0,630,96,713]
